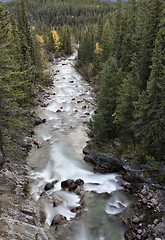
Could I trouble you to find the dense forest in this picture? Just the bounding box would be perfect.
[77,0,165,168]
[1,0,165,171]
[0,0,51,163]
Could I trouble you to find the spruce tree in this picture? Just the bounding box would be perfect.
[116,54,140,142]
[133,18,165,161]
[88,59,123,141]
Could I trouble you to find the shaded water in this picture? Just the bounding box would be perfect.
[28,51,131,239]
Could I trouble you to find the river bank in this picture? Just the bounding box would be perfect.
[83,141,165,240]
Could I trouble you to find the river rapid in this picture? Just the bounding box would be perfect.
[27,51,131,240]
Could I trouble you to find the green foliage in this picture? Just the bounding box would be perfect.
[78,27,94,64]
[22,185,30,197]
[88,59,123,141]
[133,19,165,161]
[0,1,51,162]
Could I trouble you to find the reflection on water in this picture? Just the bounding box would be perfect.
[28,51,131,240]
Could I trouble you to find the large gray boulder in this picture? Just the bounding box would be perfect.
[84,153,124,173]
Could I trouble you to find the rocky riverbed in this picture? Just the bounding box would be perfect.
[83,142,165,240]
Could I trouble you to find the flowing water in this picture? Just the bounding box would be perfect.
[28,51,131,240]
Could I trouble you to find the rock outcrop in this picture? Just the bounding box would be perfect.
[0,160,48,240]
[84,153,124,173]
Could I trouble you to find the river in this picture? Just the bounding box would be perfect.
[27,51,131,240]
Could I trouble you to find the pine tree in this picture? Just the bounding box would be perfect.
[78,27,94,64]
[95,13,104,44]
[133,18,165,161]
[88,59,123,141]
[116,54,140,142]
[120,0,137,72]
[100,20,113,62]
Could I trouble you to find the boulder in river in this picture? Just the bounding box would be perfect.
[51,214,66,226]
[74,178,84,186]
[33,117,46,126]
[61,179,74,189]
[53,200,63,207]
[44,180,58,191]
[84,153,124,173]
[69,182,78,191]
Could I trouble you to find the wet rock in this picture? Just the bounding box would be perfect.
[83,144,93,155]
[87,153,124,173]
[53,200,63,207]
[122,172,138,183]
[82,105,86,109]
[132,216,140,224]
[39,208,46,223]
[33,139,44,148]
[51,214,66,226]
[125,231,136,240]
[84,155,95,164]
[44,180,57,191]
[69,182,78,191]
[41,103,49,107]
[74,179,84,186]
[33,117,46,126]
[61,179,74,189]
[122,217,133,230]
[124,183,133,193]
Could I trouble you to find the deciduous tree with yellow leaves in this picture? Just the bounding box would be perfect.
[51,28,61,51]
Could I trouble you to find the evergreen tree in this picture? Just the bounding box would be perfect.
[88,59,123,141]
[100,20,113,61]
[133,19,165,161]
[116,54,140,142]
[95,13,104,44]
[78,27,94,64]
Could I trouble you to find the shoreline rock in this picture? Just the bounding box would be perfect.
[0,160,48,240]
[83,143,165,240]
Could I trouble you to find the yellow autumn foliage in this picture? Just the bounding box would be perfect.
[51,27,61,51]
[112,112,118,123]
[94,42,102,54]
[31,26,35,31]
[36,34,44,44]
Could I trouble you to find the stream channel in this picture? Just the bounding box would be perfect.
[28,51,131,240]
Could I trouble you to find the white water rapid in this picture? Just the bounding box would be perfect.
[28,51,131,240]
